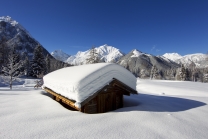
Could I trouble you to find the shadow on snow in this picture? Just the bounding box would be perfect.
[118,94,206,112]
[41,91,206,113]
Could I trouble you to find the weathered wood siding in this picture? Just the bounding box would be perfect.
[84,97,98,113]
[82,83,124,114]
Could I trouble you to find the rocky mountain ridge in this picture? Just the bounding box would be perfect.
[163,53,208,68]
[51,50,70,62]
[53,47,208,69]
[0,16,69,73]
[0,16,50,59]
[117,49,180,77]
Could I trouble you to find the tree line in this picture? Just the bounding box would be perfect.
[142,64,208,83]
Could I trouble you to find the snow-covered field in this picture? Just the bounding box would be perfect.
[0,78,208,139]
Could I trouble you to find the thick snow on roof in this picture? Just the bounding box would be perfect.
[43,63,136,107]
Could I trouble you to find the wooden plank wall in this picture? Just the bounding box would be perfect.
[83,83,124,114]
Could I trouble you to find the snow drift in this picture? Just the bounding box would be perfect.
[1,78,208,138]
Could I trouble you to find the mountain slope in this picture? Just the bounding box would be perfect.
[163,53,208,68]
[66,44,124,65]
[51,50,70,62]
[117,49,179,77]
[0,16,50,59]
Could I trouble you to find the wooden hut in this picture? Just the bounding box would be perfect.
[43,63,138,114]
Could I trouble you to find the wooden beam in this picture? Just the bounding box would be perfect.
[43,87,80,111]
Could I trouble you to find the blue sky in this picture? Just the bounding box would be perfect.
[1,0,208,55]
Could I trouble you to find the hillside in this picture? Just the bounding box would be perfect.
[117,49,180,77]
[0,16,69,73]
[0,16,50,59]
[51,50,70,62]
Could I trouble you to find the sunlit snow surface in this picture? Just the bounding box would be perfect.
[0,78,208,139]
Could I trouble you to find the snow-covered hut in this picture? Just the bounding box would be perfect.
[42,63,137,113]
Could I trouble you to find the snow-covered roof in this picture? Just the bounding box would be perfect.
[43,63,136,107]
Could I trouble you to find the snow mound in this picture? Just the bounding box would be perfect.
[23,79,39,87]
[43,63,136,107]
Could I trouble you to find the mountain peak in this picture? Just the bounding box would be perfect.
[51,50,70,62]
[163,53,183,61]
[163,53,207,68]
[0,16,51,60]
[0,16,32,39]
[65,45,124,65]
[100,44,108,47]
[131,49,143,57]
[0,16,19,27]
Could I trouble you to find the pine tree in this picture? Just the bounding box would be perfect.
[192,68,198,82]
[204,73,208,83]
[29,45,46,78]
[86,46,100,64]
[150,65,158,79]
[23,56,30,76]
[140,69,147,78]
[179,64,186,81]
[2,46,24,89]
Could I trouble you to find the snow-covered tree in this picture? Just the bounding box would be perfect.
[150,65,158,79]
[179,64,186,81]
[170,69,176,79]
[204,73,208,83]
[29,45,46,77]
[86,46,100,64]
[140,69,149,79]
[2,46,24,89]
[185,68,191,81]
[191,68,198,82]
[23,55,30,76]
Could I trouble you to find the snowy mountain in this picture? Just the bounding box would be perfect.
[0,16,51,58]
[51,50,70,62]
[117,49,179,77]
[163,53,208,68]
[65,44,124,65]
[163,53,183,61]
